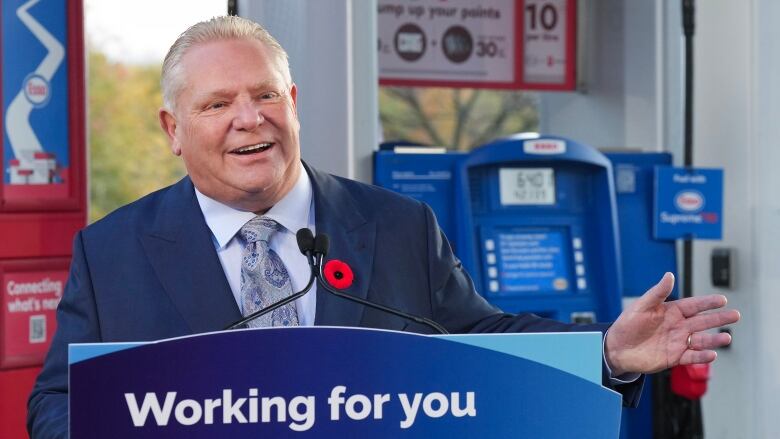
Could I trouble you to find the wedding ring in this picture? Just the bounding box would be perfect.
[687,333,693,349]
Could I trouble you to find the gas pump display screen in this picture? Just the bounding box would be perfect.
[499,168,555,205]
[487,228,571,295]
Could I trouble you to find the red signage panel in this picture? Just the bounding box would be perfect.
[0,259,69,369]
[518,0,577,90]
[378,0,576,91]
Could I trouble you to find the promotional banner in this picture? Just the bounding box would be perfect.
[378,0,576,90]
[521,0,574,88]
[654,167,724,240]
[2,0,78,206]
[1,265,66,368]
[70,328,621,438]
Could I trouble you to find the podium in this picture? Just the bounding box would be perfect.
[69,327,621,437]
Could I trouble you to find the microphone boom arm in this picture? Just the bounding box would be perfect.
[224,228,449,335]
[316,264,449,335]
[224,264,317,330]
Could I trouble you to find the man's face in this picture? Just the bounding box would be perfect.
[159,38,301,212]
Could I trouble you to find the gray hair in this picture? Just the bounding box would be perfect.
[161,16,291,110]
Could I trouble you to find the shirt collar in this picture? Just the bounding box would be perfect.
[194,162,313,249]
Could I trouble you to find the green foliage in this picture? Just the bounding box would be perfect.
[379,87,539,151]
[88,50,186,222]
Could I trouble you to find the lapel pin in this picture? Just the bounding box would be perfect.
[323,259,354,289]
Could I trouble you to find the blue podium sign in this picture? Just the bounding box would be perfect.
[654,167,724,240]
[70,327,621,438]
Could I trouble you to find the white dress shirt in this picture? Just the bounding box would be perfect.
[195,163,317,326]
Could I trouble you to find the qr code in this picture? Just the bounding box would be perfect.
[29,315,46,344]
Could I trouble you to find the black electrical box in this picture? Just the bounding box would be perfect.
[711,248,732,288]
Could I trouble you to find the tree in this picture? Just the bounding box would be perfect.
[379,87,539,151]
[88,50,185,222]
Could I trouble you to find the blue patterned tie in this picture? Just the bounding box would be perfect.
[239,216,299,328]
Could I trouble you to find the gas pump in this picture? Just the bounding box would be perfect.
[606,151,679,439]
[374,142,464,247]
[453,134,623,322]
[376,134,624,323]
[375,137,704,438]
[1,1,86,437]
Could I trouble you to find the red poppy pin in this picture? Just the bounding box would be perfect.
[323,259,354,290]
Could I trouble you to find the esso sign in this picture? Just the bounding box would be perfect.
[23,74,51,108]
[523,139,567,155]
[675,190,704,212]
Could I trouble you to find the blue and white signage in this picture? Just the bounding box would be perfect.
[2,0,70,188]
[69,328,620,437]
[654,167,723,240]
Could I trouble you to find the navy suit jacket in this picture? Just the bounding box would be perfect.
[28,164,642,438]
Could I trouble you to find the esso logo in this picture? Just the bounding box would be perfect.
[23,74,51,108]
[675,190,704,212]
[523,140,566,155]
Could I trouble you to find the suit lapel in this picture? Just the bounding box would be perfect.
[307,165,376,327]
[139,178,242,333]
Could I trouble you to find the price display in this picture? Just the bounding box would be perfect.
[499,168,555,205]
[520,0,576,90]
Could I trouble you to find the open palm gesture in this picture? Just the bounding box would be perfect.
[604,273,740,376]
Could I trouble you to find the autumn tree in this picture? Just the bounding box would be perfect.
[379,87,539,151]
[88,50,185,222]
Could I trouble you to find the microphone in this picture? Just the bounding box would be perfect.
[225,228,449,335]
[313,233,449,335]
[297,228,315,266]
[224,228,318,330]
[313,234,329,269]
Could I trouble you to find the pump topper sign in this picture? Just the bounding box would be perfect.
[378,0,576,90]
[1,0,85,209]
[653,167,724,240]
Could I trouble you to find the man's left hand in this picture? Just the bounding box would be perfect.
[604,272,740,376]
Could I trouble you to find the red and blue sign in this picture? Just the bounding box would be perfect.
[2,0,83,207]
[654,167,723,240]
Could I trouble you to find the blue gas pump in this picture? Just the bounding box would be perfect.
[375,137,703,439]
[374,142,464,246]
[606,152,679,301]
[452,134,623,322]
[606,151,680,439]
[375,134,624,323]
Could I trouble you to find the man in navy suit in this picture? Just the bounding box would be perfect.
[27,16,739,438]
